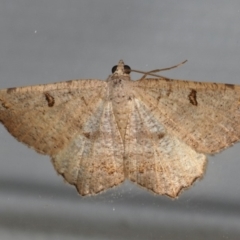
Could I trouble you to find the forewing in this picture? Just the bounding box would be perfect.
[0,80,105,155]
[124,97,206,198]
[131,78,240,154]
[0,79,124,195]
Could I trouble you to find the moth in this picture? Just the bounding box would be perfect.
[0,60,240,198]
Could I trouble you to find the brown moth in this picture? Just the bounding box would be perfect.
[0,60,240,198]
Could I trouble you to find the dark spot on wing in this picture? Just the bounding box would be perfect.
[188,89,198,106]
[158,133,165,139]
[44,92,55,107]
[84,132,90,139]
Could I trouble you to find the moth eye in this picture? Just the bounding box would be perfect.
[111,65,117,73]
[124,65,131,74]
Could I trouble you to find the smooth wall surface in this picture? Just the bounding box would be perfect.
[0,1,240,239]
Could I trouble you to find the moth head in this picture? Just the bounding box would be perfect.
[111,60,131,76]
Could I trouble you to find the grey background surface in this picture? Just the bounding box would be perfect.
[0,1,240,239]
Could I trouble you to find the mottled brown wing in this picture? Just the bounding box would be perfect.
[131,78,240,154]
[124,97,206,198]
[0,80,124,195]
